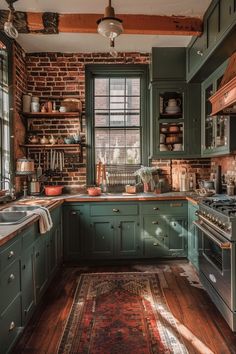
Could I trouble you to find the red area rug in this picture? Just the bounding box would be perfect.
[57,272,188,354]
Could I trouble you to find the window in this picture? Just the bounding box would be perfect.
[0,33,12,186]
[86,64,149,184]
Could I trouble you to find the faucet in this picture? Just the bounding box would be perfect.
[0,177,16,200]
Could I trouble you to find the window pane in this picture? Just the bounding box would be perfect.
[126,96,140,109]
[126,148,140,164]
[94,78,109,96]
[126,130,140,147]
[109,148,126,164]
[94,96,109,110]
[126,78,140,96]
[94,111,109,126]
[110,130,125,147]
[110,96,125,110]
[110,78,125,96]
[125,112,140,126]
[110,111,125,126]
[95,129,109,147]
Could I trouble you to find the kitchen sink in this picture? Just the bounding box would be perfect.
[4,205,40,212]
[0,210,34,225]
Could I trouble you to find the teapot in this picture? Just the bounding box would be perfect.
[28,135,39,144]
[40,136,49,144]
[49,135,57,145]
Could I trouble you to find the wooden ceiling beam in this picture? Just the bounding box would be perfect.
[0,11,203,36]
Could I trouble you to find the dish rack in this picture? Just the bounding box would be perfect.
[106,165,139,192]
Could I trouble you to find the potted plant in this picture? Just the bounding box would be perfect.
[134,166,158,192]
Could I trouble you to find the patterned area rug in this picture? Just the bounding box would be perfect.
[57,272,188,354]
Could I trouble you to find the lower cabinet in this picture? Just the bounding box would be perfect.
[63,204,89,261]
[188,202,201,270]
[141,202,188,258]
[0,205,62,353]
[88,215,141,259]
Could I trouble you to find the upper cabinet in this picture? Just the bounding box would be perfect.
[187,0,236,82]
[150,48,201,159]
[201,60,236,156]
[150,48,186,82]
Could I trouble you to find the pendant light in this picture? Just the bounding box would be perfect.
[97,0,123,57]
[4,0,18,39]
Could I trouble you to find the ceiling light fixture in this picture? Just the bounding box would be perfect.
[97,0,123,57]
[4,0,18,39]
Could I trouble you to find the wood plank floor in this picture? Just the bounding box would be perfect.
[12,260,236,354]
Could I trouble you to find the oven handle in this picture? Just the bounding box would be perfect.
[193,221,231,250]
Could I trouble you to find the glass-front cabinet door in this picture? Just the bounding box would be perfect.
[151,82,187,157]
[201,60,236,156]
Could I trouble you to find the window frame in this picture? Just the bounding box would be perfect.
[85,64,149,185]
[0,32,13,182]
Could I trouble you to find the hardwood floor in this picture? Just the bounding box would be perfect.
[12,260,236,354]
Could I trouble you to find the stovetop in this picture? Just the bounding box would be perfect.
[202,198,236,217]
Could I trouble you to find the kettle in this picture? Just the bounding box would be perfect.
[29,178,41,195]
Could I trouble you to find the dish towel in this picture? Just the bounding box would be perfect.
[33,207,53,234]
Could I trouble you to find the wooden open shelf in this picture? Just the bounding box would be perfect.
[20,144,86,149]
[21,112,81,118]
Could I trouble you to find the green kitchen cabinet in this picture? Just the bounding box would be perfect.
[88,217,115,259]
[141,201,188,258]
[21,225,36,326]
[34,235,48,303]
[151,47,186,82]
[0,295,22,354]
[63,204,89,261]
[201,60,236,157]
[115,216,141,258]
[187,0,236,82]
[167,216,187,257]
[151,81,201,158]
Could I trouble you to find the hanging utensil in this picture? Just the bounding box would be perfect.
[36,152,42,177]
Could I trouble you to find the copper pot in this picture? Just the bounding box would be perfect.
[16,157,35,175]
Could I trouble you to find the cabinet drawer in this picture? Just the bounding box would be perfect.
[0,238,21,272]
[141,201,187,215]
[90,204,138,216]
[0,261,21,314]
[0,295,22,354]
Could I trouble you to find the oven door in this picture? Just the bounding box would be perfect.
[194,220,232,309]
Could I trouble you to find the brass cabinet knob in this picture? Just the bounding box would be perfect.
[152,221,159,225]
[8,274,15,282]
[8,251,14,259]
[153,207,159,211]
[112,209,119,212]
[9,321,16,331]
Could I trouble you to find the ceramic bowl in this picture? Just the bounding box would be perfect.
[87,187,101,196]
[64,137,75,144]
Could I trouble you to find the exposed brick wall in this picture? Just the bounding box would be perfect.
[211,156,236,182]
[24,52,151,187]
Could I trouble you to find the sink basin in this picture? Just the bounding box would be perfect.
[4,205,40,212]
[0,210,33,225]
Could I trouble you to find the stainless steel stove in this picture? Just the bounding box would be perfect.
[197,197,236,240]
[194,197,236,331]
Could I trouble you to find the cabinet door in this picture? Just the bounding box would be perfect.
[142,216,169,257]
[21,245,35,325]
[151,82,187,158]
[167,217,187,257]
[188,204,200,270]
[63,205,87,261]
[220,0,235,34]
[115,216,141,258]
[34,236,48,303]
[88,217,115,259]
[48,229,57,277]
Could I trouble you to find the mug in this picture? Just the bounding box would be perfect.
[59,106,66,113]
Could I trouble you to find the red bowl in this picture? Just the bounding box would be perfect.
[44,185,64,196]
[87,187,101,196]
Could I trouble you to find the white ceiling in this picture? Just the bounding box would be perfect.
[0,0,212,53]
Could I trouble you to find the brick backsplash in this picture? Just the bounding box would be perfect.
[211,156,236,181]
[152,158,211,190]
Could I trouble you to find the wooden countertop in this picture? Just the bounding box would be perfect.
[0,192,200,247]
